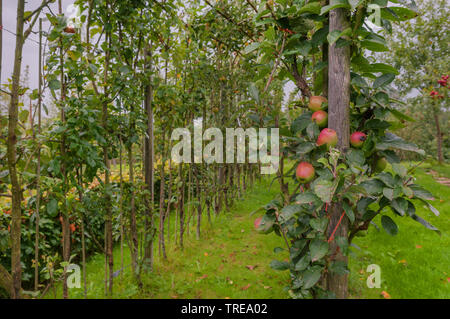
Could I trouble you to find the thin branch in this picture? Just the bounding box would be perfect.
[291,56,312,98]
[0,88,11,96]
[263,34,286,93]
[23,0,53,40]
[245,0,258,13]
[204,0,255,41]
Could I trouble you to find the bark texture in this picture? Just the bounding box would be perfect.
[326,7,351,299]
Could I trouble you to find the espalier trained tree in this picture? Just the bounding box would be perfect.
[246,0,440,298]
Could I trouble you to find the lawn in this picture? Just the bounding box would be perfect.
[46,162,449,299]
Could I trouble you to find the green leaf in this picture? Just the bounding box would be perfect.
[244,42,260,54]
[313,179,339,203]
[47,199,58,217]
[383,187,394,201]
[410,214,440,235]
[310,239,329,262]
[381,215,398,235]
[295,192,319,205]
[295,142,316,154]
[351,73,369,87]
[119,65,130,74]
[409,184,434,201]
[373,73,395,88]
[19,110,29,123]
[49,79,61,90]
[294,255,310,271]
[279,204,303,222]
[425,203,440,217]
[270,260,290,271]
[320,0,351,15]
[392,163,407,177]
[376,133,425,155]
[327,28,352,45]
[298,2,321,15]
[381,7,418,22]
[388,108,415,122]
[342,201,355,223]
[302,266,323,289]
[361,39,389,52]
[309,217,328,233]
[291,112,313,134]
[358,179,384,195]
[391,198,408,216]
[367,63,399,75]
[264,26,275,41]
[249,83,260,103]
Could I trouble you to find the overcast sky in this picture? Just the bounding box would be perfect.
[2,0,74,91]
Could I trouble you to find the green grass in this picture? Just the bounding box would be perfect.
[46,177,290,299]
[349,163,450,299]
[47,162,449,299]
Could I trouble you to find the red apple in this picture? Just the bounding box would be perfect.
[254,216,273,234]
[308,96,327,112]
[254,217,262,230]
[317,128,338,149]
[350,131,367,148]
[64,26,76,34]
[296,162,315,184]
[311,110,328,128]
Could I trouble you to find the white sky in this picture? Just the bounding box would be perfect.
[1,0,74,90]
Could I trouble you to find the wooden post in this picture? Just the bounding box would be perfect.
[326,7,351,299]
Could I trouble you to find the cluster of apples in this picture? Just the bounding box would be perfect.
[294,96,380,184]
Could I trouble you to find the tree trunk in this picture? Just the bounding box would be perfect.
[159,156,167,259]
[128,145,138,277]
[195,170,201,240]
[326,6,351,299]
[7,0,25,299]
[0,0,3,84]
[34,17,43,292]
[144,45,155,271]
[433,111,444,164]
[102,28,113,296]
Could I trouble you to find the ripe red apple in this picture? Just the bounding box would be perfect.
[254,217,262,230]
[296,162,315,183]
[254,216,273,234]
[308,96,327,112]
[64,26,76,34]
[374,157,387,173]
[311,110,328,128]
[317,128,338,149]
[350,131,367,148]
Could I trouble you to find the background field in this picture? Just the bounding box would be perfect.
[45,162,449,299]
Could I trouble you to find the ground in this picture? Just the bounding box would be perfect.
[44,162,449,299]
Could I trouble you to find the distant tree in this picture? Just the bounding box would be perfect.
[384,0,449,163]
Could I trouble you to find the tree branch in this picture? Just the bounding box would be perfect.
[290,56,312,98]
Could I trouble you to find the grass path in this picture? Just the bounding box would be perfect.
[50,177,290,299]
[47,163,449,299]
